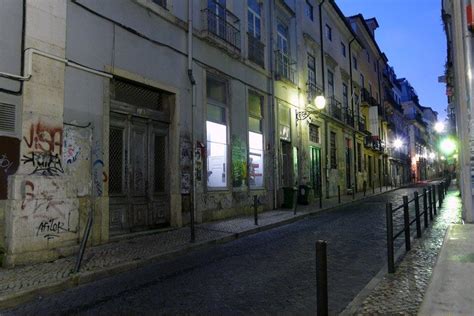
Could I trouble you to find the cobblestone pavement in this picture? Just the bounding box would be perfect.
[0,184,398,308]
[349,188,461,315]
[1,184,442,315]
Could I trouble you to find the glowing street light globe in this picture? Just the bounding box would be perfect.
[314,95,326,110]
[440,137,456,156]
[434,121,445,133]
[393,138,403,149]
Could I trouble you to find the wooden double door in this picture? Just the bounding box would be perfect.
[109,113,169,234]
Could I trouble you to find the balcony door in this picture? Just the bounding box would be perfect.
[208,0,227,37]
[277,22,289,77]
[310,147,321,198]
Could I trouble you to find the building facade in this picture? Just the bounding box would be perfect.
[0,0,438,266]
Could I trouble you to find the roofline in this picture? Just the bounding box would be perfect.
[347,14,387,62]
[327,0,364,48]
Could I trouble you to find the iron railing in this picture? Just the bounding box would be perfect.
[385,178,451,273]
[328,96,342,120]
[343,107,354,127]
[202,2,240,50]
[357,115,370,134]
[365,136,385,152]
[247,33,265,67]
[275,51,296,84]
[307,82,323,102]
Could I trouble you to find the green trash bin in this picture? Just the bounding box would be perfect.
[298,185,311,205]
[283,187,297,208]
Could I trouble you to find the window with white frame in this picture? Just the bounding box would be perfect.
[279,105,291,141]
[248,0,261,39]
[206,76,228,188]
[341,42,346,57]
[248,91,264,188]
[328,70,334,97]
[342,83,348,108]
[353,56,358,70]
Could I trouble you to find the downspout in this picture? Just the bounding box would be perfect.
[270,0,278,209]
[318,0,328,198]
[349,37,357,192]
[187,0,197,241]
[376,55,383,187]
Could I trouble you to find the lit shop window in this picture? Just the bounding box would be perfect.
[248,92,264,188]
[207,77,228,188]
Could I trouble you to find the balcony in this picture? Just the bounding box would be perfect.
[328,96,342,121]
[361,88,371,107]
[202,2,241,51]
[343,107,354,127]
[357,115,371,135]
[275,51,296,84]
[406,112,427,127]
[365,135,385,152]
[307,82,323,102]
[247,33,265,68]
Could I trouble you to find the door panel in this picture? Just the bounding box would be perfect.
[109,114,170,235]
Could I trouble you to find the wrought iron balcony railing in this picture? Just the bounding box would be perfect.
[247,33,265,68]
[202,2,240,51]
[343,107,354,127]
[274,51,296,84]
[329,96,342,121]
[365,136,385,152]
[307,82,323,102]
[361,88,371,106]
[357,115,371,134]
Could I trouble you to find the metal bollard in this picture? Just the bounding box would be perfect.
[254,195,258,226]
[386,203,395,273]
[363,182,367,197]
[428,188,433,221]
[316,240,328,316]
[414,192,421,238]
[423,188,428,228]
[432,185,437,215]
[294,188,298,215]
[338,185,341,204]
[190,200,196,243]
[352,186,355,200]
[403,195,411,251]
[372,183,375,194]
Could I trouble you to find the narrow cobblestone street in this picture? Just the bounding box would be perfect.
[2,184,455,315]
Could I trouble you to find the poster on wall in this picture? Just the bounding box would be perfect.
[232,135,247,187]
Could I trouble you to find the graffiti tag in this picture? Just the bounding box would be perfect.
[0,154,13,173]
[21,152,64,176]
[36,215,76,240]
[23,122,63,154]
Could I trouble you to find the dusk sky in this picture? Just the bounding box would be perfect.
[337,0,447,120]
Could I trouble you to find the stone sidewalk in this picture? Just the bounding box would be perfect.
[342,185,461,315]
[0,183,402,309]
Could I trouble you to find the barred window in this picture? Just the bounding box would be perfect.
[330,131,337,169]
[309,124,319,143]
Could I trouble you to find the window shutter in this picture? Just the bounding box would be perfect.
[0,103,15,133]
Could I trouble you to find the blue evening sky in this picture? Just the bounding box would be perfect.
[336,0,447,120]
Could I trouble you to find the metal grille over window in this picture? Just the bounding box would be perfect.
[154,135,166,193]
[114,79,164,111]
[109,127,124,194]
[0,103,15,132]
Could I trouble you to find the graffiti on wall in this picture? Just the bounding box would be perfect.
[0,136,20,199]
[21,179,78,240]
[231,135,247,188]
[22,121,64,176]
[181,137,192,194]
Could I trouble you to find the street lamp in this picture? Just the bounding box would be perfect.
[393,138,403,149]
[315,95,326,110]
[439,137,457,156]
[434,121,445,133]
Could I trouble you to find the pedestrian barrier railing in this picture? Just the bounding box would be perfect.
[385,177,451,273]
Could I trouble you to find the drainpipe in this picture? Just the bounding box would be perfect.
[376,55,384,187]
[270,0,278,210]
[349,37,357,192]
[318,0,328,198]
[187,0,196,241]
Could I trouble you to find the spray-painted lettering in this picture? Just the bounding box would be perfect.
[23,122,63,154]
[21,152,64,176]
